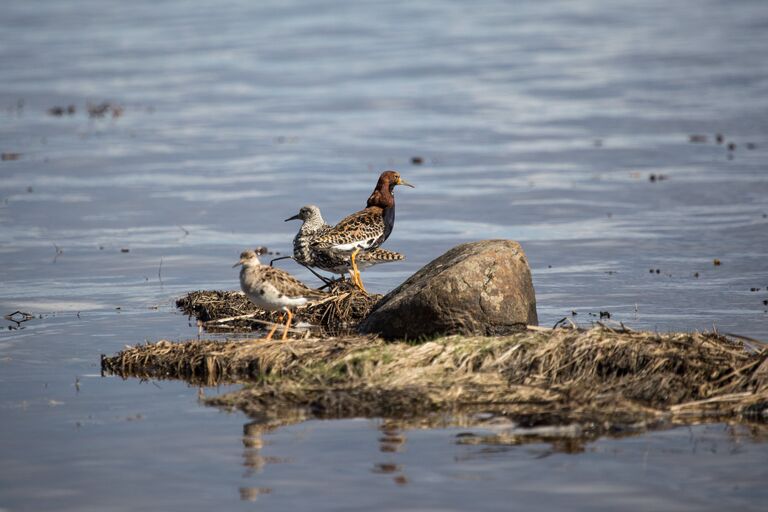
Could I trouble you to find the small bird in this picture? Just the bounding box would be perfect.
[233,249,325,340]
[285,204,405,280]
[310,170,413,293]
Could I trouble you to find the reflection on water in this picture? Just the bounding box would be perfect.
[227,414,768,510]
[1,0,768,509]
[375,421,410,485]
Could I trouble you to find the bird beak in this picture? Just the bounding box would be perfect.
[232,260,244,268]
[284,213,301,222]
[397,177,415,188]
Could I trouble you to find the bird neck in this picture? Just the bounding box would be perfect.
[242,258,262,270]
[300,213,327,234]
[366,180,395,209]
[383,202,395,241]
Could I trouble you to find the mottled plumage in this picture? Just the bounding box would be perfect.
[309,170,413,292]
[311,206,388,252]
[287,205,329,266]
[285,204,405,276]
[234,249,324,340]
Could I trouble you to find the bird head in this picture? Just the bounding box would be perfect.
[284,204,322,223]
[233,249,262,268]
[379,170,414,192]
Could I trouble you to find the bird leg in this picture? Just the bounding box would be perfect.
[269,256,292,267]
[281,310,294,340]
[272,256,334,286]
[264,314,282,341]
[351,271,361,289]
[318,273,347,291]
[350,248,367,294]
[298,263,335,285]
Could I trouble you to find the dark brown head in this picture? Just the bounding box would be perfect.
[366,170,414,208]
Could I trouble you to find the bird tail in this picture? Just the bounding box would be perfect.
[360,248,405,262]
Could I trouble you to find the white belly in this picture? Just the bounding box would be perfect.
[241,276,309,312]
[330,239,377,253]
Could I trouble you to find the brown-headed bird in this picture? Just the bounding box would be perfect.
[309,170,414,293]
[285,204,405,280]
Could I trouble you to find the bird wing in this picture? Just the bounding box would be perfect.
[262,266,325,300]
[311,207,386,251]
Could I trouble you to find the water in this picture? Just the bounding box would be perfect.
[1,0,768,509]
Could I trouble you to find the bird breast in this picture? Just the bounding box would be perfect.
[240,269,309,312]
[292,233,313,265]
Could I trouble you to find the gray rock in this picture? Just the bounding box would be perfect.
[359,240,538,340]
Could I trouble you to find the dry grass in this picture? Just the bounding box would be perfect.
[176,281,381,335]
[102,326,768,428]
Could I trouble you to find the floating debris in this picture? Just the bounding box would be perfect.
[714,259,722,266]
[716,133,724,144]
[1,152,21,161]
[648,173,667,182]
[410,156,424,165]
[52,243,63,263]
[689,134,707,143]
[4,311,34,323]
[48,105,76,116]
[87,102,124,118]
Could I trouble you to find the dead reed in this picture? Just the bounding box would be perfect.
[176,280,381,334]
[102,326,768,427]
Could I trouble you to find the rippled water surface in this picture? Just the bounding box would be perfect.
[1,0,767,510]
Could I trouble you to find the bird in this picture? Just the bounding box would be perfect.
[233,249,325,340]
[284,204,405,280]
[309,170,413,293]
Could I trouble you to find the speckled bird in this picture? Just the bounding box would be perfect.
[285,204,406,279]
[233,249,325,340]
[309,170,414,292]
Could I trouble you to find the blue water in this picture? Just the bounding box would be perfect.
[1,0,767,510]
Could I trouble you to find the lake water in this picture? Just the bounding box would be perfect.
[1,0,767,510]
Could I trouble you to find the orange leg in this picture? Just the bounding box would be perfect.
[350,248,367,294]
[281,310,294,340]
[355,272,366,293]
[264,314,282,341]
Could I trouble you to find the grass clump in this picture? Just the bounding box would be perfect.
[102,326,768,429]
